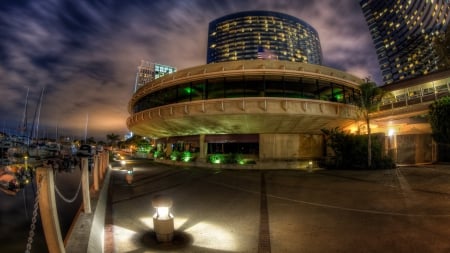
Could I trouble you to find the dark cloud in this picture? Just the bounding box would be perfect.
[0,0,381,140]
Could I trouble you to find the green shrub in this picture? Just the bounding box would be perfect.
[322,128,395,170]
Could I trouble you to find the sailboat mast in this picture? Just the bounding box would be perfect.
[34,87,45,141]
[84,113,89,143]
[28,87,45,144]
[21,88,29,141]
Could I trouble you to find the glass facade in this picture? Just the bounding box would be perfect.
[134,60,176,92]
[132,75,359,114]
[359,0,450,84]
[207,11,322,65]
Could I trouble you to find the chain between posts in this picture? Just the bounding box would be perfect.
[25,174,43,253]
[54,173,82,203]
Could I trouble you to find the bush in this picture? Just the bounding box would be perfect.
[322,128,395,170]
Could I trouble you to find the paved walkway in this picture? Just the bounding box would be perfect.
[107,161,450,253]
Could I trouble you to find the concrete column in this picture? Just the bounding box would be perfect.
[415,135,422,164]
[165,142,172,159]
[393,134,398,163]
[81,158,91,213]
[36,167,65,253]
[199,134,206,162]
[385,136,389,157]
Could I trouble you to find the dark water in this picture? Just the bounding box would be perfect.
[0,167,83,253]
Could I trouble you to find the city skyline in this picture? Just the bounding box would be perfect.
[0,0,381,140]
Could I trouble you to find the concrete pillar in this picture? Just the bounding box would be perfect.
[393,134,398,163]
[385,136,389,157]
[81,158,91,213]
[199,134,206,162]
[36,167,65,253]
[415,135,422,164]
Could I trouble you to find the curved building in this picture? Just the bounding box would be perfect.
[207,11,322,65]
[359,0,450,84]
[127,60,363,167]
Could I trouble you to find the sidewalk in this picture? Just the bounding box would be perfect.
[105,162,450,253]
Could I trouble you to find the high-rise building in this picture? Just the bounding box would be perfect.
[207,10,322,65]
[359,0,450,84]
[134,60,176,92]
[127,9,447,167]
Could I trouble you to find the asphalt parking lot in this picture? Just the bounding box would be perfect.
[108,161,450,253]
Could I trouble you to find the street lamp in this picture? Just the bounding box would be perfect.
[125,167,133,185]
[24,155,28,171]
[308,160,313,172]
[152,195,174,242]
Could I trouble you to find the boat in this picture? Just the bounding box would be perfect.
[0,164,34,196]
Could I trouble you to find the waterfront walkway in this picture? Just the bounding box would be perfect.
[71,160,450,253]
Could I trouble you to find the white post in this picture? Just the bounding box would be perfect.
[93,155,99,192]
[81,158,91,213]
[37,167,65,253]
[99,154,104,181]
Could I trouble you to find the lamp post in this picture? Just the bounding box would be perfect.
[125,167,133,185]
[24,155,28,171]
[120,159,134,184]
[152,195,174,242]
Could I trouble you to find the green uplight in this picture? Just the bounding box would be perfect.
[334,94,343,101]
[184,87,193,94]
[170,152,179,161]
[181,151,193,162]
[154,150,163,159]
[209,154,225,164]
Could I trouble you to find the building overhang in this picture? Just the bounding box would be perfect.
[127,97,359,138]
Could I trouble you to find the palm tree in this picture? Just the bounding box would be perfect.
[357,81,389,168]
[106,133,120,148]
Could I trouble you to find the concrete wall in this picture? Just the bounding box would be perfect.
[259,133,323,160]
[395,134,433,164]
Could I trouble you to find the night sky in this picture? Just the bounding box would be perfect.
[0,0,381,140]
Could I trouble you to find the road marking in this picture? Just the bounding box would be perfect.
[258,172,271,253]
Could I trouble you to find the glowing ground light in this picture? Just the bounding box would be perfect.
[182,151,193,162]
[209,154,225,164]
[139,216,238,251]
[112,226,138,252]
[153,150,163,159]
